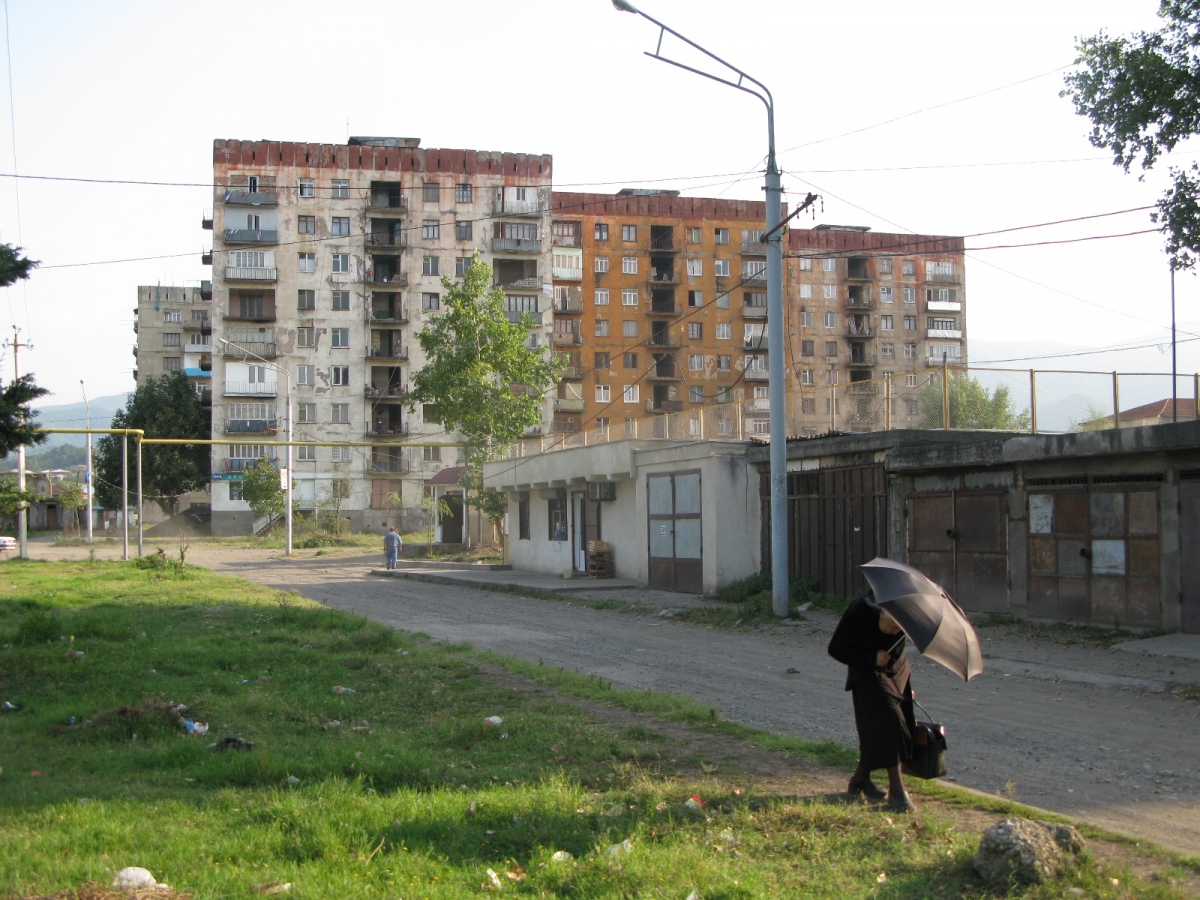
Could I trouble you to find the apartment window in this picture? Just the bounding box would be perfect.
[898,286,914,305]
[879,258,893,275]
[422,256,440,276]
[422,182,439,203]
[714,259,730,277]
[928,261,954,277]
[904,315,917,330]
[801,340,814,357]
[162,333,181,348]
[902,260,916,276]
[623,352,638,369]
[686,227,701,243]
[623,385,640,403]
[826,369,839,386]
[905,399,920,416]
[714,386,730,403]
[595,384,611,402]
[822,258,836,272]
[595,351,610,370]
[595,319,609,337]
[622,256,638,275]
[422,293,440,311]
[690,385,704,403]
[881,343,895,359]
[331,216,350,237]
[622,320,638,338]
[880,286,894,304]
[743,260,766,280]
[881,315,893,331]
[824,312,837,329]
[332,253,351,273]
[621,289,638,306]
[799,283,813,299]
[296,445,315,461]
[825,341,838,357]
[801,398,817,414]
[331,366,351,386]
[188,332,206,347]
[422,219,440,240]
[331,403,349,424]
[799,257,812,271]
[717,354,731,372]
[455,182,472,203]
[330,179,349,199]
[595,256,610,273]
[547,497,567,541]
[299,253,315,273]
[689,353,703,371]
[904,343,917,359]
[299,178,315,198]
[905,373,918,387]
[688,322,702,339]
[331,328,350,348]
[714,228,729,245]
[687,290,702,308]
[517,498,530,540]
[331,446,352,462]
[296,365,315,386]
[229,482,243,502]
[801,310,813,327]
[800,369,814,386]
[328,290,348,311]
[595,223,609,241]
[594,288,610,305]
[716,290,730,308]
[297,402,316,423]
[163,357,181,372]
[298,215,316,235]
[455,256,471,278]
[455,220,473,241]
[422,445,442,462]
[296,327,314,348]
[687,258,702,277]
[929,317,957,330]
[621,224,637,242]
[823,284,837,300]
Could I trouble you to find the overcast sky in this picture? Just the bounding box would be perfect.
[1,0,1196,404]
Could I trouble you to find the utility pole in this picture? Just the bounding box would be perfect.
[81,380,93,543]
[4,327,33,559]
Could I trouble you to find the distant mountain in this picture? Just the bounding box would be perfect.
[4,391,129,460]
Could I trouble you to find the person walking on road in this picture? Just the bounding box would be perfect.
[384,525,403,570]
[827,592,918,812]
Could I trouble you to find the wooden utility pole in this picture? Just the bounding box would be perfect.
[4,327,33,558]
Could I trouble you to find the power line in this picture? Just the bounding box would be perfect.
[972,334,1200,366]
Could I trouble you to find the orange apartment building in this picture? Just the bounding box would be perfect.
[546,191,966,439]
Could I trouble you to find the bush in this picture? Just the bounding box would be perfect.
[14,609,62,646]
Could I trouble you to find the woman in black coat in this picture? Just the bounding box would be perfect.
[827,592,917,812]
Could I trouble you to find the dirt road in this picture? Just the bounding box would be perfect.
[25,540,1200,856]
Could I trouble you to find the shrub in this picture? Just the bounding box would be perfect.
[14,609,62,646]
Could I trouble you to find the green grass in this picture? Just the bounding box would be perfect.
[0,560,1188,898]
[676,573,851,628]
[975,613,1169,649]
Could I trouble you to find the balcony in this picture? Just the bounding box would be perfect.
[743,366,770,381]
[366,458,411,476]
[648,361,681,381]
[371,270,408,286]
[225,304,275,322]
[846,258,873,281]
[492,194,544,217]
[742,270,767,286]
[927,354,964,367]
[557,365,583,379]
[925,268,961,284]
[552,266,583,281]
[202,250,213,265]
[365,384,408,399]
[552,330,583,346]
[552,234,581,248]
[492,237,543,254]
[926,300,962,312]
[552,418,579,434]
[366,422,410,437]
[370,308,409,324]
[926,328,963,339]
[368,192,408,213]
[367,231,409,248]
[369,345,409,361]
[185,342,213,354]
[647,333,681,349]
[505,309,543,325]
[224,381,277,397]
[224,457,277,473]
[224,228,278,245]
[202,212,213,230]
[553,290,583,313]
[223,342,276,357]
[743,335,769,351]
[224,190,277,206]
[650,237,679,253]
[647,300,680,316]
[847,350,878,367]
[646,398,684,413]
[184,313,211,330]
[647,272,680,287]
[846,322,875,338]
[741,237,766,255]
[200,280,212,299]
[495,274,542,290]
[742,304,767,318]
[223,418,277,434]
[224,266,277,282]
[553,398,585,413]
[845,296,874,311]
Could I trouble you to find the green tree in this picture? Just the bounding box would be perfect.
[406,253,560,527]
[56,482,86,537]
[0,375,50,456]
[315,461,355,536]
[1064,1,1200,268]
[241,457,286,522]
[94,373,209,514]
[0,475,40,518]
[916,374,1032,431]
[0,243,38,288]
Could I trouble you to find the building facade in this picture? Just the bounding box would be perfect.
[133,285,213,395]
[207,137,554,535]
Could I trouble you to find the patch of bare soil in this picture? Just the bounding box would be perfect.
[10,884,191,900]
[474,661,1200,897]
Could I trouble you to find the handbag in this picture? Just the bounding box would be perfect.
[901,699,947,779]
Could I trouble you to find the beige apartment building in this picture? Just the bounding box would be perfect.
[133,284,213,395]
[206,137,554,535]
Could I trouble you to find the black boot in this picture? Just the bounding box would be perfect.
[847,775,887,800]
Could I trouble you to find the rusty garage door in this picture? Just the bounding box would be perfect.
[908,490,1009,613]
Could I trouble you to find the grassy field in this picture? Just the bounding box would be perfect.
[0,560,1190,898]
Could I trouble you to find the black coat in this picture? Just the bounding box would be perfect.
[828,594,915,769]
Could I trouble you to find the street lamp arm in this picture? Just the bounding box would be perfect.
[642,51,771,115]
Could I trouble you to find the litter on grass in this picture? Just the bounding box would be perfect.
[210,736,255,752]
[483,715,503,725]
[486,868,503,889]
[332,685,355,694]
[685,795,707,810]
[251,881,292,895]
[183,719,209,736]
[606,839,634,857]
[1,701,16,712]
[550,851,573,862]
[112,867,162,890]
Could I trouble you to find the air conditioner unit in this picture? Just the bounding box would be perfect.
[586,481,616,502]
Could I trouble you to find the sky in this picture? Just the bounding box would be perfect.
[1,0,1198,405]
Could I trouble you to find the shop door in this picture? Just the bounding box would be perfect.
[908,490,1008,613]
[571,492,586,572]
[441,495,463,544]
[647,471,702,593]
[1179,479,1200,632]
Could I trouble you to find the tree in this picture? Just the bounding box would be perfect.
[315,461,355,536]
[0,243,38,288]
[915,374,1032,431]
[0,375,50,456]
[0,476,40,519]
[57,482,86,537]
[406,253,560,527]
[94,373,209,514]
[241,457,287,522]
[1064,1,1200,268]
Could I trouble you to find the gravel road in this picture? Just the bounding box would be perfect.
[25,541,1200,856]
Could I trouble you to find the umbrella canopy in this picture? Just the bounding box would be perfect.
[859,557,984,681]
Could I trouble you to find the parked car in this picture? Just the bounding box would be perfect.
[0,536,16,551]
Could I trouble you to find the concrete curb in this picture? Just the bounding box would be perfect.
[369,568,641,593]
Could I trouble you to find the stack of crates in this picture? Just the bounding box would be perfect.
[587,540,614,579]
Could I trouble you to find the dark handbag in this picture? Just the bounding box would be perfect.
[902,700,947,779]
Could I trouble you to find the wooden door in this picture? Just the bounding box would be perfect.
[647,472,703,593]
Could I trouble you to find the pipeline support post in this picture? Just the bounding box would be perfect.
[121,435,129,561]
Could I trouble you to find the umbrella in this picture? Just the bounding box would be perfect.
[859,557,984,681]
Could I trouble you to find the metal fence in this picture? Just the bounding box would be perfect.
[501,365,1200,459]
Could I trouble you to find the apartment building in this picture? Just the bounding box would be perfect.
[207,137,554,535]
[133,284,213,396]
[787,225,966,434]
[547,190,772,439]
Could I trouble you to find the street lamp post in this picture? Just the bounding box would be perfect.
[612,0,790,616]
[81,380,93,544]
[219,339,293,556]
